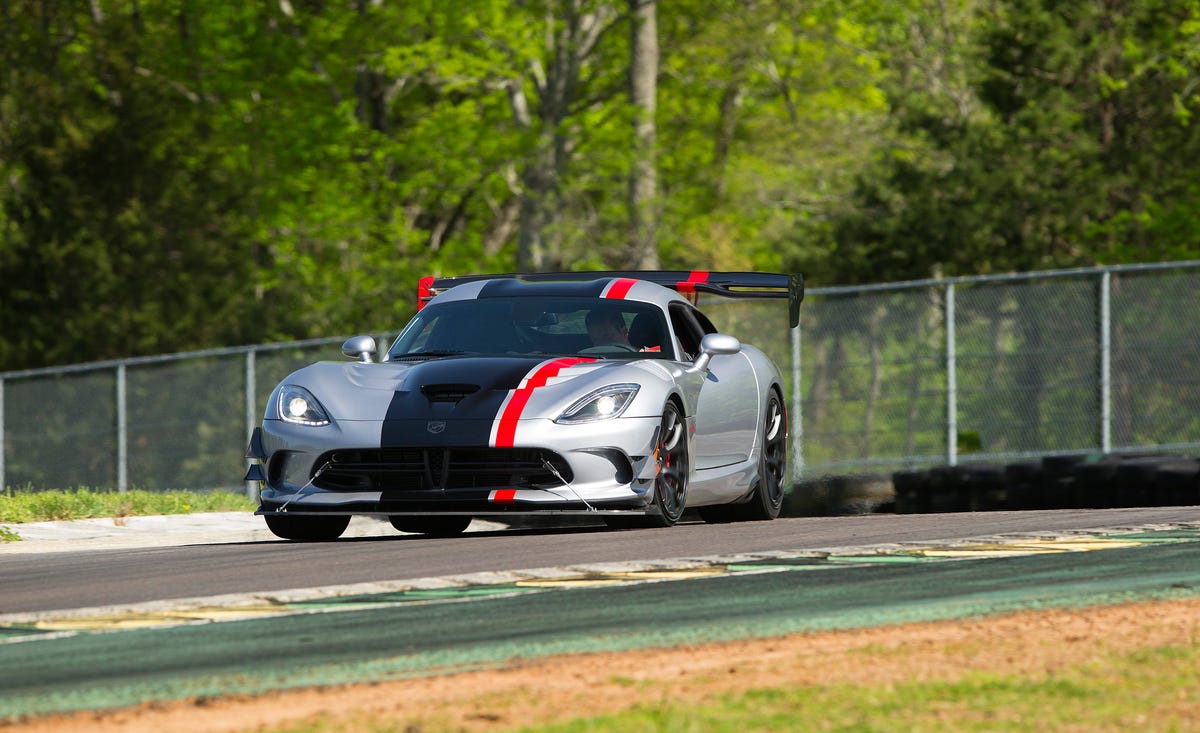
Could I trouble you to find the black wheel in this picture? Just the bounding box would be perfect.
[650,401,689,526]
[605,401,689,529]
[744,391,788,519]
[700,390,788,523]
[389,515,472,536]
[264,514,350,541]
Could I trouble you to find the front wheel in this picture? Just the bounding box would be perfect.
[604,401,689,530]
[389,515,472,536]
[264,514,350,541]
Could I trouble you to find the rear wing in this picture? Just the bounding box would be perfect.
[418,270,804,328]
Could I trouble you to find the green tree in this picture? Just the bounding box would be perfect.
[0,1,260,369]
[820,0,1200,285]
[656,0,891,273]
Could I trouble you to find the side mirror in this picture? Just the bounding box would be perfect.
[688,333,741,373]
[342,335,377,363]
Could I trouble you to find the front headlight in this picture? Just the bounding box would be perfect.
[556,384,640,424]
[276,385,331,426]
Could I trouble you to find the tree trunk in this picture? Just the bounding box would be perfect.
[516,1,589,271]
[627,0,658,269]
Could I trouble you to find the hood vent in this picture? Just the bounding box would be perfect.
[420,383,480,404]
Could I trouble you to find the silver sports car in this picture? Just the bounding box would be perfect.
[246,271,803,540]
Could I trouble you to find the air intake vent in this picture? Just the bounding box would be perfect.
[420,383,480,403]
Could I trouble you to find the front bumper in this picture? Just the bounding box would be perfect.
[251,414,666,516]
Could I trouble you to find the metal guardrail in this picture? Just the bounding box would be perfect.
[3,260,1200,494]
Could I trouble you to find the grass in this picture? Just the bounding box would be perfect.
[0,486,255,541]
[543,645,1197,733]
[266,642,1198,733]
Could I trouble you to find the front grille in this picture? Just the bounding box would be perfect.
[313,447,573,492]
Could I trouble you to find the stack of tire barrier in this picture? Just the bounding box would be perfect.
[891,454,1200,513]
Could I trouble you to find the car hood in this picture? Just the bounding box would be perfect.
[282,355,646,423]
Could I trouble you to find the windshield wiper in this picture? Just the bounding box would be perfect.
[390,349,471,360]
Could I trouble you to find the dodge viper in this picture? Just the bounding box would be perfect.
[246,271,803,540]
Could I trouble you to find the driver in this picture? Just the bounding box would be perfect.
[585,308,630,347]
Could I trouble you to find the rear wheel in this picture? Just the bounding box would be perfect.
[389,515,472,536]
[742,390,788,520]
[264,514,350,541]
[700,390,788,523]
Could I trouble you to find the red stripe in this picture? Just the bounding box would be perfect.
[676,270,709,295]
[417,276,434,310]
[491,489,517,504]
[493,358,594,447]
[605,278,637,300]
[681,271,705,302]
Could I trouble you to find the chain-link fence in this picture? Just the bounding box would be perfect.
[0,336,393,497]
[2,261,1199,495]
[786,261,1200,478]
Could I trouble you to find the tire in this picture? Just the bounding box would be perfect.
[1153,461,1200,506]
[892,469,929,514]
[605,401,689,529]
[388,515,473,536]
[699,390,787,523]
[651,400,690,526]
[963,463,1006,511]
[1003,461,1042,510]
[264,514,350,541]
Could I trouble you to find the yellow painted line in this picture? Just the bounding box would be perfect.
[919,549,1040,558]
[1010,539,1146,552]
[517,579,627,588]
[604,569,727,580]
[518,568,726,588]
[32,604,287,631]
[917,538,1149,558]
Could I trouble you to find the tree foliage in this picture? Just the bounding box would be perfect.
[816,0,1200,284]
[2,0,1199,371]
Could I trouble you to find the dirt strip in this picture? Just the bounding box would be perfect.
[5,596,1198,733]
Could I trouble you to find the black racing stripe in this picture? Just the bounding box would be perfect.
[478,278,612,299]
[380,356,543,447]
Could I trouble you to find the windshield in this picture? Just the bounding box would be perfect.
[387,296,676,360]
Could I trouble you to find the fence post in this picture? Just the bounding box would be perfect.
[946,283,957,466]
[245,349,258,501]
[0,378,5,492]
[1099,269,1112,453]
[791,321,804,480]
[116,363,128,492]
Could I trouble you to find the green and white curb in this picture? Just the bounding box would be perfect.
[4,522,1198,642]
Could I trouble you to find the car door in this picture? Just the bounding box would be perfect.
[669,303,759,470]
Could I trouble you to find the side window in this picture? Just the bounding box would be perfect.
[669,303,705,360]
[692,308,719,336]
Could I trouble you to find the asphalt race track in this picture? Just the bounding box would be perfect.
[1,507,1199,717]
[3,508,1199,614]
